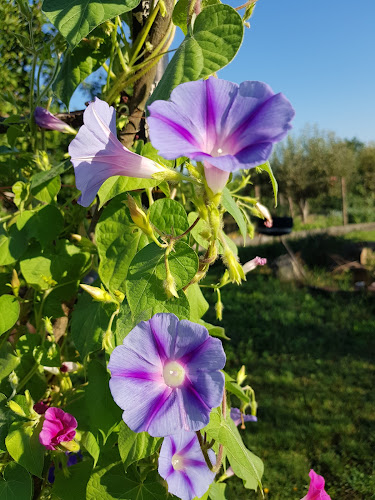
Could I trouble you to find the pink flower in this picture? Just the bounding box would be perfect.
[39,407,77,451]
[242,256,267,274]
[301,470,331,500]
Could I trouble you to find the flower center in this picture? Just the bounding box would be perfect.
[171,453,185,471]
[163,361,185,388]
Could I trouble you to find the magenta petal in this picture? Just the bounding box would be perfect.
[301,469,331,500]
[39,407,77,450]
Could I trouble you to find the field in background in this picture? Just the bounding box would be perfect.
[203,230,375,499]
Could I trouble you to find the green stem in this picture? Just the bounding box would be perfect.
[17,363,39,393]
[129,3,160,66]
[35,55,61,107]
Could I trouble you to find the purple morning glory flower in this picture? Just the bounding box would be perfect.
[158,432,215,500]
[68,98,161,207]
[147,77,295,194]
[34,107,76,134]
[230,407,257,427]
[108,313,225,437]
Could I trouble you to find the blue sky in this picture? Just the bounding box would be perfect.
[73,0,375,143]
[217,0,375,143]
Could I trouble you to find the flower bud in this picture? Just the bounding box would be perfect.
[34,107,77,134]
[10,269,20,297]
[223,249,245,285]
[8,371,18,391]
[8,400,27,417]
[113,290,125,303]
[60,362,79,373]
[127,194,154,238]
[79,284,113,303]
[255,202,273,227]
[59,440,80,453]
[242,256,267,274]
[44,317,54,335]
[237,365,247,385]
[215,296,224,321]
[163,271,179,299]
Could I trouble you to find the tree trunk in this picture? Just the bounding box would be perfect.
[341,177,348,225]
[298,199,309,223]
[287,195,295,218]
[119,0,174,148]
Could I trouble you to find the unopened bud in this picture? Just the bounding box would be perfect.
[34,107,77,135]
[8,400,27,417]
[215,296,223,321]
[247,223,255,239]
[11,269,20,297]
[60,375,73,392]
[145,41,153,52]
[127,194,154,238]
[34,150,50,171]
[223,249,245,285]
[44,317,54,335]
[237,365,247,385]
[71,234,97,252]
[113,290,125,303]
[8,371,18,391]
[59,440,80,453]
[80,284,113,303]
[255,202,273,227]
[164,271,179,299]
[60,362,79,373]
[102,328,113,351]
[242,256,267,274]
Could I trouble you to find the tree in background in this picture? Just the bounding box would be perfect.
[269,128,374,225]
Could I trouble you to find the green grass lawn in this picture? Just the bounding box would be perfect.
[203,231,375,499]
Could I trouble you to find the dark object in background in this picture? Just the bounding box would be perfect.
[257,216,293,236]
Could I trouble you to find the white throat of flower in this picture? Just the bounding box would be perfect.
[171,453,185,471]
[163,361,185,388]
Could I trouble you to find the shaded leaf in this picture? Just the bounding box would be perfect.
[222,187,247,243]
[148,4,243,105]
[43,0,141,47]
[0,295,20,336]
[96,197,148,294]
[5,420,45,478]
[118,422,162,470]
[0,462,32,500]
